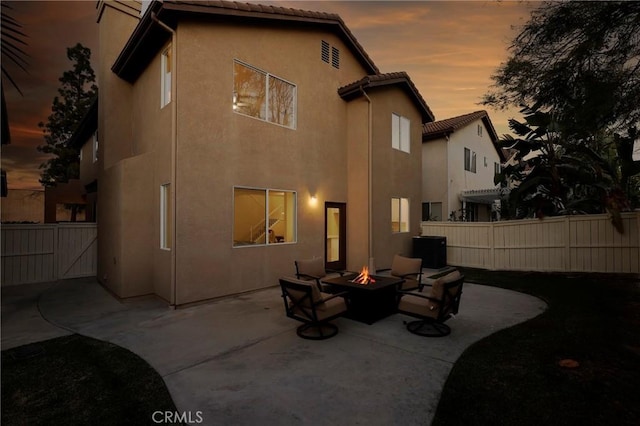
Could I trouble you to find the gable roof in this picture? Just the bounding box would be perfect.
[422,110,505,161]
[338,72,435,123]
[112,0,380,82]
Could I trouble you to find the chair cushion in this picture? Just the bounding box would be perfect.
[391,255,422,277]
[283,276,324,308]
[315,296,348,320]
[398,290,437,319]
[427,270,462,313]
[296,258,326,279]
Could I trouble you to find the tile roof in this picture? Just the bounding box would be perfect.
[338,72,435,122]
[423,110,506,160]
[113,0,379,81]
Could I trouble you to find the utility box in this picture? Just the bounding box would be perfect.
[413,236,447,269]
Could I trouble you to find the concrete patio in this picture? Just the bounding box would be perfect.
[1,276,546,425]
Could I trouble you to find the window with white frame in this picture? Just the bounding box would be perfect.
[233,187,297,247]
[477,124,483,136]
[161,46,172,108]
[391,197,410,232]
[391,113,410,153]
[233,60,296,129]
[92,131,98,163]
[160,184,172,249]
[494,162,501,176]
[464,147,477,173]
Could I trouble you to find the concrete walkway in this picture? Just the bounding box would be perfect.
[1,277,546,425]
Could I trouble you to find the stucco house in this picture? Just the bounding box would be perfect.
[95,0,435,306]
[422,110,506,222]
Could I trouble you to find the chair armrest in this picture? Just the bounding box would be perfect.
[325,268,346,277]
[317,291,350,305]
[397,290,441,304]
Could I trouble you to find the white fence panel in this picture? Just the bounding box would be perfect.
[1,223,97,286]
[421,212,640,274]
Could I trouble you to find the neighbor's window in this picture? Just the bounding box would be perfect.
[464,147,476,173]
[160,184,172,249]
[477,124,483,137]
[391,197,409,232]
[422,202,442,221]
[161,46,172,108]
[392,113,410,153]
[233,60,296,129]
[494,162,501,176]
[233,187,297,247]
[92,131,98,163]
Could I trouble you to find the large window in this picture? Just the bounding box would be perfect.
[161,46,172,108]
[233,187,297,247]
[92,131,98,163]
[464,147,477,173]
[392,113,411,153]
[233,60,296,129]
[160,184,172,249]
[391,197,409,233]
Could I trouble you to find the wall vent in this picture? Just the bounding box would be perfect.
[321,40,330,63]
[331,46,340,69]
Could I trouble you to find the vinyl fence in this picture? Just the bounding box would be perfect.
[421,212,640,274]
[1,223,97,286]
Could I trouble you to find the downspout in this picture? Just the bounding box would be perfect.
[359,86,374,271]
[152,13,178,308]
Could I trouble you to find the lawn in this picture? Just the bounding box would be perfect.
[432,268,640,426]
[1,334,180,426]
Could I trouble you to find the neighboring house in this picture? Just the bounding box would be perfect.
[67,97,99,222]
[96,0,435,306]
[422,110,506,222]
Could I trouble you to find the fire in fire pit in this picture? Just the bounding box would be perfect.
[351,266,376,285]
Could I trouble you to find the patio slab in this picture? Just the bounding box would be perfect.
[1,277,547,425]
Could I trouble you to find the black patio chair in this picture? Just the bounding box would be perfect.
[397,270,464,337]
[279,276,349,340]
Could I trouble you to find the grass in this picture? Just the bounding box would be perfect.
[432,268,640,426]
[1,334,180,426]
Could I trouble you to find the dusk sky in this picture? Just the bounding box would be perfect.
[1,0,537,191]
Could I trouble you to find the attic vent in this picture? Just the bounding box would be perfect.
[321,40,330,63]
[331,47,340,69]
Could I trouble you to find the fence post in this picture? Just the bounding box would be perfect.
[489,221,495,270]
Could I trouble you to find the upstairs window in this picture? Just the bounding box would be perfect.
[392,113,410,153]
[160,184,172,250]
[494,162,501,176]
[464,147,477,173]
[161,46,172,108]
[477,124,483,137]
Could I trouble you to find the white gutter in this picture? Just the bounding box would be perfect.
[152,13,178,308]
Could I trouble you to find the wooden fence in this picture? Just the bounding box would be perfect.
[421,212,640,274]
[1,223,97,286]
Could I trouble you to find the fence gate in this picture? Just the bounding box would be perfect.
[1,223,97,286]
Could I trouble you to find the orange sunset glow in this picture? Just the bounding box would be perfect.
[1,0,535,191]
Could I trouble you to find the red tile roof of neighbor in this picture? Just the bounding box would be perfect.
[338,72,435,122]
[423,110,506,161]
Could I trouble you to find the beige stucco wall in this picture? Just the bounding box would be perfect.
[172,22,370,304]
[369,87,423,270]
[422,138,449,216]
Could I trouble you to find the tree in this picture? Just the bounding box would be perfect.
[38,43,97,187]
[497,106,629,232]
[483,1,640,140]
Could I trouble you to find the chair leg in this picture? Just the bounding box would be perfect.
[296,323,339,340]
[406,319,451,337]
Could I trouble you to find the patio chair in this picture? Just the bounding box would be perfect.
[397,270,464,337]
[279,276,349,340]
[294,257,345,293]
[389,254,423,291]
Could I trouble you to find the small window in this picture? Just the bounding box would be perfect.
[160,184,172,249]
[422,202,442,221]
[92,131,98,163]
[484,156,487,167]
[233,187,297,247]
[391,197,409,233]
[392,113,410,153]
[321,40,330,63]
[331,46,340,69]
[161,46,172,108]
[477,124,483,137]
[494,162,501,176]
[464,148,476,173]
